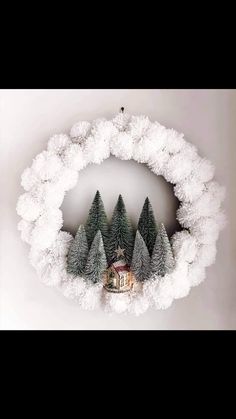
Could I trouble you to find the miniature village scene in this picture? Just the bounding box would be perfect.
[66,191,175,293]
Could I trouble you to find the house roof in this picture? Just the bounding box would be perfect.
[111,260,130,273]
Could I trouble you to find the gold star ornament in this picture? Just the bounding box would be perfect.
[114,246,125,258]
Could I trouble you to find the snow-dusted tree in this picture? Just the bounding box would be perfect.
[85,190,109,255]
[138,197,157,256]
[84,230,107,283]
[151,223,175,277]
[107,194,134,265]
[131,230,151,281]
[67,225,88,276]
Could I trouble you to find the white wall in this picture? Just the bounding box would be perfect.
[0,89,235,330]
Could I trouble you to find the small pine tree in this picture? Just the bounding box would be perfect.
[85,190,109,256]
[107,194,134,265]
[67,225,88,276]
[151,223,175,277]
[131,230,151,282]
[138,197,157,256]
[84,230,107,283]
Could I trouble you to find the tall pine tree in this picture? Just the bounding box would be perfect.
[107,194,134,265]
[85,190,109,256]
[131,230,151,281]
[151,223,175,277]
[67,225,88,276]
[84,230,107,283]
[138,197,157,256]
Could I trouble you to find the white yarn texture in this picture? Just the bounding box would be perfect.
[17,113,226,315]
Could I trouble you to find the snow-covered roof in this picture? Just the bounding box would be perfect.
[111,260,130,273]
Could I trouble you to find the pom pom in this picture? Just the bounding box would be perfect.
[143,279,158,305]
[132,128,164,163]
[32,183,65,209]
[31,209,63,250]
[80,283,102,311]
[110,132,134,160]
[84,135,110,164]
[162,130,186,154]
[16,192,42,221]
[105,292,130,314]
[177,202,198,228]
[196,243,217,267]
[170,262,190,299]
[214,211,227,231]
[128,294,149,316]
[112,112,130,131]
[36,208,63,229]
[31,226,59,251]
[91,117,107,128]
[128,115,151,141]
[47,134,71,155]
[32,151,62,181]
[190,217,222,244]
[49,265,66,286]
[17,219,34,244]
[177,180,225,228]
[41,261,67,287]
[205,181,226,203]
[154,278,174,310]
[70,121,91,141]
[171,231,198,263]
[149,123,169,152]
[63,143,86,171]
[189,183,225,219]
[143,277,175,309]
[21,167,39,191]
[55,167,79,191]
[62,278,87,300]
[174,178,204,202]
[192,157,215,183]
[188,263,206,287]
[163,146,197,184]
[50,231,73,258]
[148,150,170,175]
[180,142,198,160]
[44,184,65,208]
[91,120,118,143]
[29,246,48,270]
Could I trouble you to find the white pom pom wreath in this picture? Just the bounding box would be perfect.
[17,112,226,314]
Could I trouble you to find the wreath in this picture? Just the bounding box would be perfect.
[16,110,226,315]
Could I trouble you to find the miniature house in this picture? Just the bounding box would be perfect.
[104,259,135,293]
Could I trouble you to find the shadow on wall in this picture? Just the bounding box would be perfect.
[61,156,182,238]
